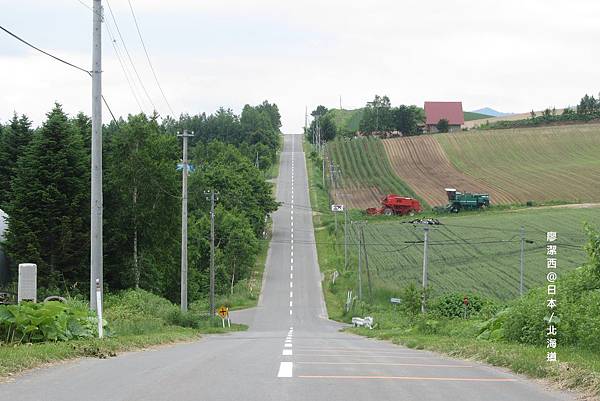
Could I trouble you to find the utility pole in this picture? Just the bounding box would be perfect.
[344,208,348,270]
[205,190,219,316]
[322,152,325,187]
[304,106,308,136]
[421,225,430,313]
[519,226,525,296]
[178,130,194,312]
[90,0,103,311]
[352,221,365,300]
[360,225,373,300]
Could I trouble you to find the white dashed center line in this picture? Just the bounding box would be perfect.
[277,362,293,378]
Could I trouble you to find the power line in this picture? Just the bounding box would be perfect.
[105,21,145,112]
[104,0,157,112]
[0,24,90,75]
[0,23,118,123]
[127,0,175,116]
[73,0,145,113]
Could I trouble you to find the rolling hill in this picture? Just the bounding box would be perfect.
[464,111,494,121]
[328,123,600,208]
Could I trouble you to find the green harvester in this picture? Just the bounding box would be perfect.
[443,188,490,213]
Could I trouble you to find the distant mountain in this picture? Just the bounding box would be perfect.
[471,107,513,117]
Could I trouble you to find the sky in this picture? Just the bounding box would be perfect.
[1,0,599,133]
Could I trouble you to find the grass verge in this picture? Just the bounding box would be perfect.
[1,290,247,379]
[351,327,600,399]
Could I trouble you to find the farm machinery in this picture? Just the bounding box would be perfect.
[366,194,423,216]
[442,188,490,213]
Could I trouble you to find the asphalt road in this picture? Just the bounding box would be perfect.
[0,134,574,401]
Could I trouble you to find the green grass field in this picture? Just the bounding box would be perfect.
[343,207,599,301]
[464,111,494,121]
[327,108,364,132]
[327,137,421,208]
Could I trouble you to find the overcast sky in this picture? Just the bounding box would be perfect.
[1,0,599,133]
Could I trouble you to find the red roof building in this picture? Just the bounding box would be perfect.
[424,101,464,132]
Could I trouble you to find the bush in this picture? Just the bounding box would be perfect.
[431,293,499,319]
[0,301,97,344]
[104,289,224,334]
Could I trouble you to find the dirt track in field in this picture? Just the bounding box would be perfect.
[381,136,515,206]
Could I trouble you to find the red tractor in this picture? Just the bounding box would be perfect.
[366,194,423,216]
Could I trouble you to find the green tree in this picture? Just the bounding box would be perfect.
[103,114,180,295]
[4,104,88,288]
[256,100,282,130]
[0,113,33,209]
[436,118,449,133]
[392,105,424,135]
[311,105,328,118]
[359,95,394,134]
[319,113,337,142]
[189,141,278,237]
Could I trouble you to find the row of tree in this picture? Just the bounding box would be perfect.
[304,95,425,145]
[358,95,424,136]
[0,101,280,304]
[483,92,600,130]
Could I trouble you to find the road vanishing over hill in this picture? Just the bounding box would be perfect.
[0,134,574,401]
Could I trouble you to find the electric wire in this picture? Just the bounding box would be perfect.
[72,0,145,112]
[104,0,157,113]
[127,0,175,116]
[105,21,145,113]
[0,23,118,123]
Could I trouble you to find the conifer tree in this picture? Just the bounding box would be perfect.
[0,113,33,209]
[4,104,88,288]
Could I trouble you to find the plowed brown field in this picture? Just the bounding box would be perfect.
[382,136,516,205]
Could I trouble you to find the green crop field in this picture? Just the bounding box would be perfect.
[343,207,599,301]
[437,124,600,204]
[327,137,420,209]
[464,111,494,121]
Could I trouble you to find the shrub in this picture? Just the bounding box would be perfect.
[431,293,498,318]
[0,301,97,344]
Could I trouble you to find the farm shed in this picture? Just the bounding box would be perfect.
[425,101,464,133]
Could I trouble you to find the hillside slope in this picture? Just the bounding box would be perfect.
[328,137,420,209]
[382,136,514,205]
[437,124,600,204]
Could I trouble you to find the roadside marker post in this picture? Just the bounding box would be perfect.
[96,278,103,338]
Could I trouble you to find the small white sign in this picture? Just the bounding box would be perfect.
[18,263,37,303]
[331,204,344,212]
